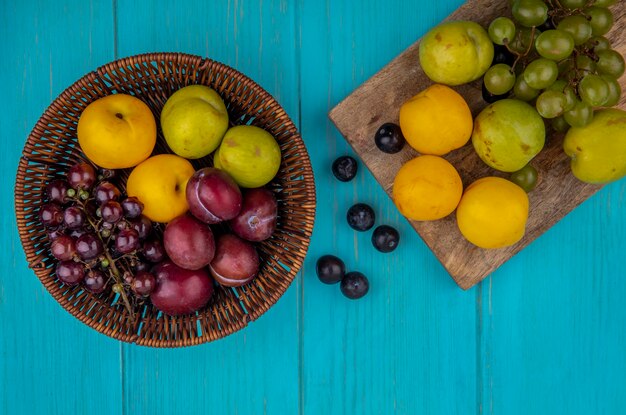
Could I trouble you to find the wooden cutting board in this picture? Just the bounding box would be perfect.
[329,0,626,289]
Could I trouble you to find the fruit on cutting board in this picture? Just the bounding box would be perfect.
[230,187,278,242]
[472,99,545,172]
[399,84,473,155]
[456,177,529,249]
[77,94,157,169]
[392,155,463,221]
[419,21,494,86]
[160,85,229,159]
[186,167,242,224]
[163,214,216,270]
[150,261,214,316]
[126,154,195,223]
[214,125,281,188]
[209,234,260,287]
[563,108,626,184]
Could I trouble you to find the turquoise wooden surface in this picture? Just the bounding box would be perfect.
[2,1,625,414]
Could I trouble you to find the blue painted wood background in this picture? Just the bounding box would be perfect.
[2,1,625,414]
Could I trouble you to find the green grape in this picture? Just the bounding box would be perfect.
[601,75,622,107]
[512,0,548,28]
[548,80,576,111]
[551,115,570,133]
[589,35,611,52]
[513,76,540,101]
[523,58,558,89]
[484,64,516,95]
[535,30,575,60]
[576,54,597,73]
[578,74,610,106]
[593,0,617,6]
[509,164,538,192]
[536,90,567,118]
[560,0,587,8]
[489,17,516,45]
[586,6,614,36]
[564,100,594,127]
[557,15,593,45]
[596,49,626,78]
[510,27,540,53]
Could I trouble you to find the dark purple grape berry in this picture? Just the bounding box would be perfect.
[56,261,85,285]
[374,123,405,154]
[482,81,509,104]
[130,215,152,240]
[94,181,121,205]
[340,271,369,299]
[39,203,64,228]
[133,261,150,273]
[132,271,156,297]
[47,228,65,241]
[67,163,96,190]
[76,233,104,260]
[83,270,107,293]
[50,235,76,261]
[63,206,86,229]
[315,255,345,284]
[332,156,358,182]
[116,220,129,231]
[142,239,165,263]
[371,225,400,253]
[492,44,515,66]
[100,201,123,223]
[46,179,71,204]
[121,197,143,219]
[68,228,87,239]
[347,203,375,231]
[98,168,116,180]
[115,228,140,254]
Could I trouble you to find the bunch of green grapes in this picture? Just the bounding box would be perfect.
[482,0,624,131]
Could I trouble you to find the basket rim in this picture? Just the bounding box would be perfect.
[14,51,316,348]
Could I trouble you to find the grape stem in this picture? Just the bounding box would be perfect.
[78,197,136,321]
[508,26,537,73]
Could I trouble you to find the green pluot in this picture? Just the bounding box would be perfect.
[563,108,626,184]
[472,99,546,172]
[419,21,494,86]
[215,125,281,188]
[161,85,229,159]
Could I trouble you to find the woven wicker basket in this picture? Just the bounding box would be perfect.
[14,52,316,347]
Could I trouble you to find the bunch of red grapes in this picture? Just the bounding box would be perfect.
[39,162,279,317]
[40,162,163,302]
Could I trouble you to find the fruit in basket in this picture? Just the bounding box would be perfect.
[472,99,545,172]
[214,125,281,188]
[399,84,473,155]
[419,21,494,86]
[77,94,156,169]
[209,234,260,287]
[563,108,626,184]
[186,167,242,224]
[230,188,278,241]
[160,85,229,159]
[126,154,195,223]
[150,261,214,316]
[392,155,462,221]
[163,214,215,270]
[456,177,529,249]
